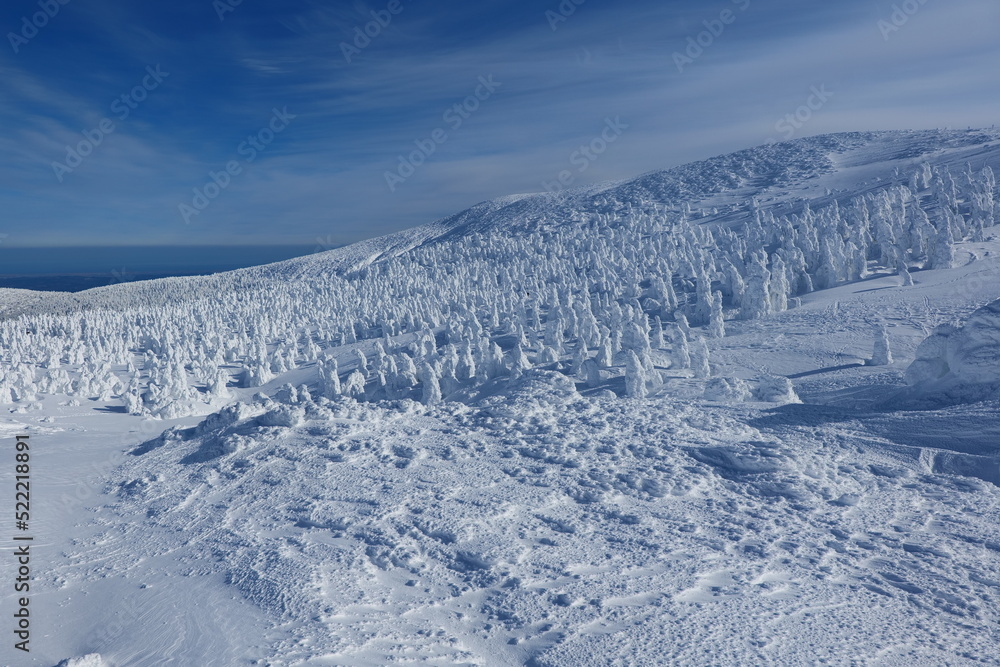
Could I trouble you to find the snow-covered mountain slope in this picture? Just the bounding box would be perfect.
[245,128,1000,279]
[7,128,1000,318]
[0,287,70,317]
[4,129,1000,666]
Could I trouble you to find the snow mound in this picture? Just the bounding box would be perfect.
[754,375,801,404]
[702,376,800,404]
[906,299,1000,400]
[477,370,582,416]
[703,377,752,401]
[55,655,109,667]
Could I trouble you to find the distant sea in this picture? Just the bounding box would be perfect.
[0,245,322,292]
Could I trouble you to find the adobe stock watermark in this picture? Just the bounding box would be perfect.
[341,0,408,63]
[179,107,296,224]
[51,65,170,183]
[313,235,344,253]
[673,0,751,74]
[767,84,834,142]
[878,0,930,41]
[545,0,586,31]
[110,266,135,285]
[214,0,243,21]
[384,75,501,193]
[542,116,629,194]
[7,0,70,54]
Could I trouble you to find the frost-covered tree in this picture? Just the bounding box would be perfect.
[741,252,771,320]
[769,256,790,313]
[478,342,506,381]
[596,333,614,368]
[669,324,690,370]
[928,223,956,270]
[456,343,477,381]
[651,317,666,349]
[708,291,725,339]
[898,265,914,287]
[538,346,560,365]
[581,358,603,388]
[418,362,442,406]
[508,343,531,378]
[342,370,367,399]
[353,349,369,377]
[755,375,800,403]
[318,358,341,398]
[813,238,840,290]
[690,336,711,379]
[869,324,893,366]
[207,368,231,400]
[624,350,648,398]
[570,344,588,376]
[621,321,651,356]
[674,311,692,338]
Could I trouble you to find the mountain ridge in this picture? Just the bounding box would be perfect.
[2,128,998,319]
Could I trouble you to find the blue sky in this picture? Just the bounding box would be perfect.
[0,0,997,247]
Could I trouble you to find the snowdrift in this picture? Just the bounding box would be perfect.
[906,298,1000,402]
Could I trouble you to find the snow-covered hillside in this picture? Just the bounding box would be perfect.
[4,129,1000,666]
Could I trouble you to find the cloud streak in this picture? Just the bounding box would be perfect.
[0,0,996,246]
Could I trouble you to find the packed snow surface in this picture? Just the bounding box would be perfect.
[2,129,1000,666]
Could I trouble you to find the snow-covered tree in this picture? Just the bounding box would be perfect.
[690,336,711,379]
[318,358,341,398]
[869,325,893,366]
[624,350,648,398]
[581,358,602,388]
[669,324,690,370]
[342,370,366,399]
[708,291,725,339]
[418,362,442,405]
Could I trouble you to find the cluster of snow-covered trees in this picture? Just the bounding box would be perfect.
[0,163,994,416]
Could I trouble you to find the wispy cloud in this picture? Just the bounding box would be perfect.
[0,0,996,246]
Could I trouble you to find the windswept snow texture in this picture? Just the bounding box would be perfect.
[3,129,1000,666]
[103,375,1000,665]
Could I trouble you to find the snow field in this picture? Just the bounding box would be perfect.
[3,129,1000,665]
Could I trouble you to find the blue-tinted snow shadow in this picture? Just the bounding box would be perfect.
[852,285,897,295]
[788,363,865,379]
[93,404,128,413]
[748,403,868,429]
[752,390,1000,459]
